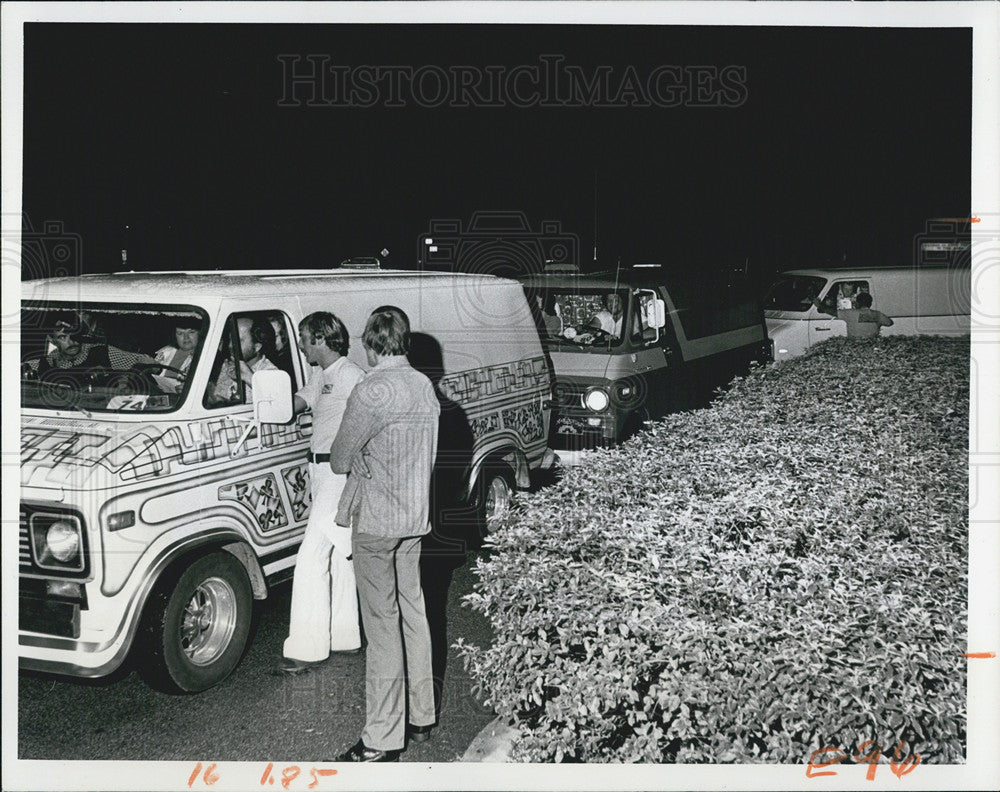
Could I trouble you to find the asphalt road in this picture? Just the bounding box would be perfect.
[18,547,496,764]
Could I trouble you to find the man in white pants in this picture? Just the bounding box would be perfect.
[275,312,366,675]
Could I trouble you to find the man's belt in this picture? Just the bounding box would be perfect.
[307,452,331,464]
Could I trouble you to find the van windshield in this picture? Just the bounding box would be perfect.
[763,275,827,312]
[534,288,631,351]
[20,302,208,414]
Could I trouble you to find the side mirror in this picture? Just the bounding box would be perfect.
[252,369,293,424]
[641,296,666,329]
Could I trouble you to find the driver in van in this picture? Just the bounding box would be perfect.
[588,293,624,336]
[150,317,201,393]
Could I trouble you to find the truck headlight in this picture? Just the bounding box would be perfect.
[584,387,610,412]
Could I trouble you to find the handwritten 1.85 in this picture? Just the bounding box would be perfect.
[188,762,338,789]
[807,741,921,780]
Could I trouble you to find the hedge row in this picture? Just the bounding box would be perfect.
[457,336,969,763]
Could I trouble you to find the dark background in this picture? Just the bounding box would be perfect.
[21,24,971,287]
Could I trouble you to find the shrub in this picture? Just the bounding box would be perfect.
[457,336,969,763]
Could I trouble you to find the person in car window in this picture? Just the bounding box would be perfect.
[208,316,278,404]
[33,313,145,377]
[813,291,894,339]
[588,293,624,336]
[150,317,201,393]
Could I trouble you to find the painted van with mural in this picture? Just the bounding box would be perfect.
[19,267,553,692]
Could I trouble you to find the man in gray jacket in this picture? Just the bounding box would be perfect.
[329,306,439,762]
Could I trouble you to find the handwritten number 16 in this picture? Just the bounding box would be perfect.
[188,763,220,787]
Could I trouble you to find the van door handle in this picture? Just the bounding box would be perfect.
[814,326,831,332]
[635,364,651,372]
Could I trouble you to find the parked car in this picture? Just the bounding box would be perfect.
[19,267,553,692]
[522,264,771,463]
[764,265,971,360]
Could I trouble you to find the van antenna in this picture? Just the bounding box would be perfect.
[593,169,598,267]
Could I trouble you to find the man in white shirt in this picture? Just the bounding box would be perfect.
[588,293,624,337]
[276,312,366,674]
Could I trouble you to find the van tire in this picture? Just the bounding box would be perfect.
[476,464,515,536]
[139,552,253,694]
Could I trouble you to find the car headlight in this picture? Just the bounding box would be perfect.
[584,387,610,412]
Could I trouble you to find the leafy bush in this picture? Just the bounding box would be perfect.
[457,336,969,763]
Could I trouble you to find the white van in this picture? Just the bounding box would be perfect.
[19,268,552,692]
[764,266,971,360]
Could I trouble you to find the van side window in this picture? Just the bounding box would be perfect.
[819,280,870,313]
[204,310,297,409]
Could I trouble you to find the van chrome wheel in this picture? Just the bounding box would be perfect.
[479,466,515,535]
[181,577,238,666]
[139,552,253,693]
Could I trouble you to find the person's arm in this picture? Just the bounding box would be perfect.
[877,311,894,327]
[811,297,837,317]
[329,384,380,475]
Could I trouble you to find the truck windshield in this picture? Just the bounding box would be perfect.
[534,288,631,350]
[20,302,207,413]
[763,275,827,312]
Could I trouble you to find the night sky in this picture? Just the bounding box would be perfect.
[21,23,971,285]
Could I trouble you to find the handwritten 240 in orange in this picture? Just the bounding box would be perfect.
[187,762,338,789]
[807,741,921,781]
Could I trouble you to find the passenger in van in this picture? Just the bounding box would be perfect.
[813,291,894,339]
[536,293,563,337]
[270,315,295,373]
[208,316,278,404]
[149,317,201,393]
[276,312,366,675]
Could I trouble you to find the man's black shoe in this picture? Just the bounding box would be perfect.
[408,724,434,744]
[270,657,325,677]
[332,739,401,763]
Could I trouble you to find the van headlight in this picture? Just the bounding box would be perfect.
[584,387,610,412]
[47,521,81,562]
[30,514,85,572]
